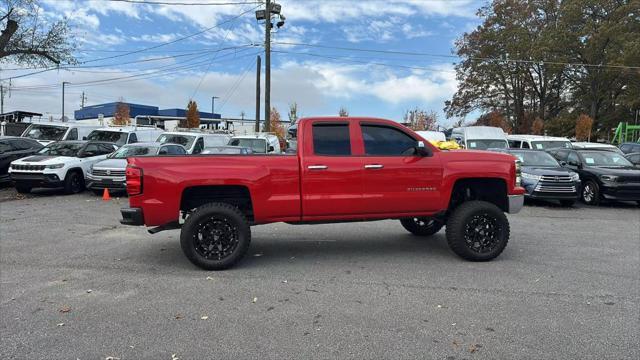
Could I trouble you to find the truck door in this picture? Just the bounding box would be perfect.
[357,123,442,214]
[300,122,365,218]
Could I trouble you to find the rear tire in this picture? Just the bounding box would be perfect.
[581,180,600,205]
[559,200,575,207]
[445,201,510,261]
[180,202,251,270]
[15,184,31,194]
[63,171,84,194]
[400,217,443,236]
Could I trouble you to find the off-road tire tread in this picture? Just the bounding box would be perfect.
[180,202,251,270]
[445,201,510,261]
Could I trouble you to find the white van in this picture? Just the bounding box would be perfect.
[21,123,102,146]
[507,135,572,150]
[450,126,508,150]
[416,130,446,142]
[86,126,164,147]
[156,132,231,154]
[228,134,282,154]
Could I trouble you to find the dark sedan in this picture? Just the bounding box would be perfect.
[548,148,640,205]
[498,149,580,206]
[0,137,43,183]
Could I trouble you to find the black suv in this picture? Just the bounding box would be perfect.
[548,148,640,205]
[0,137,43,183]
[619,142,640,155]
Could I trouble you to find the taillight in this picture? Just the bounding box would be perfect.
[126,165,143,196]
[514,159,522,187]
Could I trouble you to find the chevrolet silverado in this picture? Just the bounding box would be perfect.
[121,117,525,270]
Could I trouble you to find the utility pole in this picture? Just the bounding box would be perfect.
[256,1,284,133]
[211,96,219,118]
[62,81,70,121]
[264,0,271,133]
[1,84,4,114]
[255,55,261,133]
[80,91,87,108]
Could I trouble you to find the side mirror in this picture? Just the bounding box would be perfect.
[82,136,87,140]
[560,161,567,166]
[268,145,275,152]
[416,141,432,157]
[568,160,581,168]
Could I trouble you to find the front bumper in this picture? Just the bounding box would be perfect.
[86,177,126,191]
[120,207,144,226]
[601,183,640,201]
[10,172,63,188]
[507,194,524,214]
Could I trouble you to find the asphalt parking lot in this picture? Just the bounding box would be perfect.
[0,187,638,360]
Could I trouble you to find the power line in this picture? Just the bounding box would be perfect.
[217,56,256,112]
[0,5,260,80]
[96,0,261,5]
[271,49,456,73]
[273,41,640,70]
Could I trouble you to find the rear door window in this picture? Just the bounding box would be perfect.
[522,142,531,149]
[312,124,351,155]
[128,133,138,144]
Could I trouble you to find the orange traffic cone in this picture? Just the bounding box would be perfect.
[102,188,111,201]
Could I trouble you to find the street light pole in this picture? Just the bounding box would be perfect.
[62,82,70,121]
[211,96,219,118]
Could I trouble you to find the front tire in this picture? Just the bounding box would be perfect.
[581,181,600,205]
[400,217,443,236]
[180,202,251,270]
[445,201,510,261]
[63,171,84,194]
[559,200,575,207]
[15,184,31,194]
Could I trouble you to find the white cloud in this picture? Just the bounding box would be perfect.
[130,33,182,43]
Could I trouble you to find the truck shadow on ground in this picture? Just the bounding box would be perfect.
[136,231,471,271]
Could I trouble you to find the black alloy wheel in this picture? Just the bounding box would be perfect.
[180,202,251,270]
[400,217,444,236]
[446,201,510,261]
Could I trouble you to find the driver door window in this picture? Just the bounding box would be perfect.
[193,138,204,154]
[567,152,580,166]
[361,125,416,156]
[66,128,78,140]
[82,144,99,157]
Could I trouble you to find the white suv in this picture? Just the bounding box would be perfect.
[9,141,117,194]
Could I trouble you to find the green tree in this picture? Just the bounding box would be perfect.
[0,0,76,66]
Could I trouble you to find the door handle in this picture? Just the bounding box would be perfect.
[308,165,328,170]
[364,164,384,169]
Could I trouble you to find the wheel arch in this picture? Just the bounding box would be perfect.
[447,177,508,213]
[180,185,254,222]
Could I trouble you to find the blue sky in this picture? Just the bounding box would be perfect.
[1,0,486,125]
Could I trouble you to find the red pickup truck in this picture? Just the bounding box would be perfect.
[121,117,524,270]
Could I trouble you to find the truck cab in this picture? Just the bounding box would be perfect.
[121,117,524,270]
[87,126,164,147]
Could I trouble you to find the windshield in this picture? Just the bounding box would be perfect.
[157,134,196,149]
[580,151,633,167]
[87,130,128,146]
[23,124,67,141]
[510,151,559,167]
[531,141,572,150]
[110,145,157,159]
[37,142,84,157]
[228,138,266,153]
[0,141,12,153]
[466,139,508,150]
